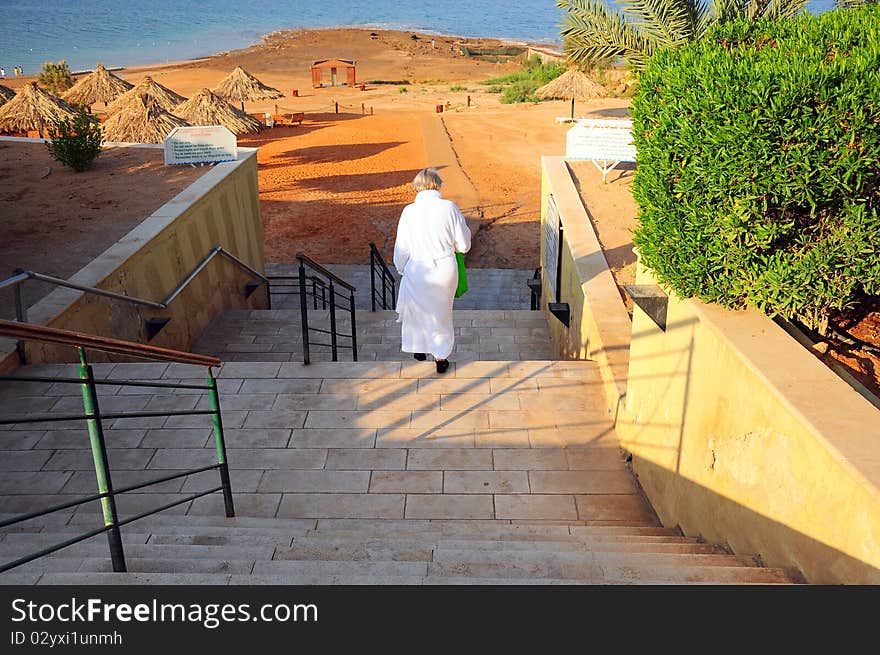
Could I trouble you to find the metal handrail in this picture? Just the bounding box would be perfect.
[295,253,358,365]
[295,252,356,292]
[0,327,233,574]
[0,319,220,367]
[528,267,542,311]
[3,246,268,318]
[369,243,397,311]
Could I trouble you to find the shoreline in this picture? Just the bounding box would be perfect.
[6,25,562,82]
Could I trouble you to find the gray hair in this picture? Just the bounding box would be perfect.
[412,167,443,192]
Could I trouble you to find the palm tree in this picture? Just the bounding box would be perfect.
[557,0,809,71]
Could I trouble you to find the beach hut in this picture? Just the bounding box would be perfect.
[63,63,133,109]
[535,68,607,119]
[174,88,262,135]
[212,66,282,111]
[102,92,189,144]
[311,59,357,88]
[0,84,15,106]
[0,82,77,137]
[106,75,187,114]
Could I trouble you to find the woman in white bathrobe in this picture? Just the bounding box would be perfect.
[393,168,471,374]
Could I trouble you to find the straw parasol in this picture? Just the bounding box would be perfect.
[63,63,134,109]
[535,68,608,119]
[174,88,262,135]
[106,75,187,114]
[0,82,77,135]
[212,66,282,110]
[0,84,15,106]
[102,92,189,143]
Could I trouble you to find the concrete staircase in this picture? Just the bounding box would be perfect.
[0,309,797,585]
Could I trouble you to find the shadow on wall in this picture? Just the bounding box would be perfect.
[631,457,880,584]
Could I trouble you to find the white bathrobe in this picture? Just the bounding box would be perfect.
[393,189,472,359]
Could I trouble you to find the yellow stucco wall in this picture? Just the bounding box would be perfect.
[618,264,880,584]
[0,148,266,367]
[541,157,880,583]
[540,156,631,421]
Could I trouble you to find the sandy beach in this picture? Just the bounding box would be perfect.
[2,28,633,272]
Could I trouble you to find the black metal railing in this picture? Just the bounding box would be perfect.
[528,267,542,310]
[369,243,397,311]
[265,273,330,311]
[0,319,233,575]
[295,253,358,365]
[1,246,269,363]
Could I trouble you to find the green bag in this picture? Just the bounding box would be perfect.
[455,252,468,298]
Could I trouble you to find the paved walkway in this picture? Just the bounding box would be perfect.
[0,358,794,584]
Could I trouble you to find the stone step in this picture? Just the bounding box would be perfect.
[429,549,749,572]
[195,308,555,362]
[595,564,795,585]
[38,572,232,585]
[251,560,429,578]
[0,542,274,561]
[229,574,424,585]
[76,557,257,574]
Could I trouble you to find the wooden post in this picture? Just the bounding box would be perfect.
[335,102,339,114]
[467,95,471,107]
[361,103,365,115]
[370,106,373,116]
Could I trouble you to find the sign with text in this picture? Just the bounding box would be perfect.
[164,126,237,166]
[544,194,561,303]
[566,119,636,162]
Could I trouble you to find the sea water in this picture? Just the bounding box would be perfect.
[0,0,837,76]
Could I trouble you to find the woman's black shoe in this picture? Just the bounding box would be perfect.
[413,353,427,361]
[436,359,450,374]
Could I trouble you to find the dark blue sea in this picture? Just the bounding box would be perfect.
[0,0,837,75]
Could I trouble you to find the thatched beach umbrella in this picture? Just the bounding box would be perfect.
[102,93,189,143]
[174,88,262,135]
[0,82,77,136]
[535,68,607,119]
[212,66,282,110]
[63,63,133,109]
[106,75,187,114]
[0,85,15,106]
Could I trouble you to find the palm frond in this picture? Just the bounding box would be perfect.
[558,0,657,69]
[618,0,710,44]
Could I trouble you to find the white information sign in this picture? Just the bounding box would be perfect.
[544,195,561,303]
[566,119,636,182]
[164,126,237,166]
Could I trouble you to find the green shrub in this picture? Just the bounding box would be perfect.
[480,55,565,103]
[631,7,880,332]
[501,81,540,104]
[398,86,408,93]
[46,105,103,172]
[449,84,467,92]
[38,60,74,94]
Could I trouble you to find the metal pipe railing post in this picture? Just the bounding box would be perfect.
[13,274,27,364]
[328,280,338,361]
[312,277,317,310]
[78,347,126,573]
[298,258,310,365]
[207,368,235,518]
[265,280,272,310]
[350,290,358,362]
[381,271,387,309]
[370,246,377,312]
[391,278,397,310]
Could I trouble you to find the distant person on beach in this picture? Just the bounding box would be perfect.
[393,167,471,374]
[0,68,5,79]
